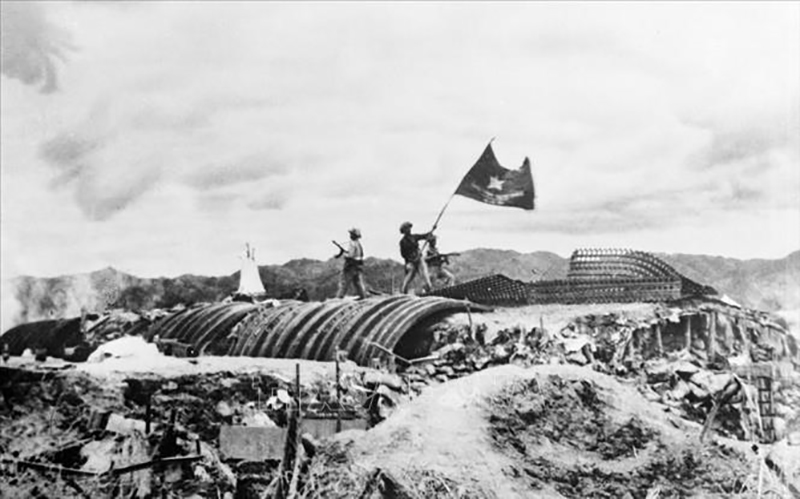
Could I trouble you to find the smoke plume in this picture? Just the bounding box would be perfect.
[1,278,23,333]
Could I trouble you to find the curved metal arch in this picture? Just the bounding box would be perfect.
[236,306,293,356]
[142,296,485,366]
[155,307,200,341]
[180,304,234,344]
[323,296,411,361]
[174,304,232,343]
[254,304,315,358]
[284,300,353,359]
[151,303,258,349]
[341,296,418,358]
[363,298,463,365]
[146,309,186,340]
[260,302,328,358]
[193,303,259,353]
[304,300,371,360]
[342,296,430,362]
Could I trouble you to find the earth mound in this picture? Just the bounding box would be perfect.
[302,364,773,498]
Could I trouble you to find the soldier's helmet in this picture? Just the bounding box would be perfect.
[399,221,412,233]
[349,228,361,238]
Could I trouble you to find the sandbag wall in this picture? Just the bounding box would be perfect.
[148,296,485,366]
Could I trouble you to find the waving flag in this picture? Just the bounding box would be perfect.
[454,143,535,210]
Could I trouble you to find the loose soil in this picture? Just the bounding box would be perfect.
[302,364,784,498]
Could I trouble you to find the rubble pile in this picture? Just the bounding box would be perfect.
[0,359,413,499]
[395,310,655,389]
[2,297,798,497]
[0,310,164,364]
[399,322,562,390]
[773,373,800,436]
[487,373,755,498]
[83,310,165,348]
[299,441,489,499]
[556,312,650,369]
[397,308,800,448]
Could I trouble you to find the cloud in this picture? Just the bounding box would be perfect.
[0,2,75,93]
[40,132,100,185]
[246,193,288,211]
[184,153,288,192]
[38,107,168,221]
[688,114,799,170]
[3,2,799,278]
[195,191,237,214]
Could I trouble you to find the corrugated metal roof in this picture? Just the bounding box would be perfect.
[147,302,259,355]
[149,296,485,365]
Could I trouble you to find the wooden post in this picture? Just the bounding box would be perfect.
[684,315,692,352]
[145,397,152,435]
[335,351,342,433]
[466,303,474,341]
[295,363,301,421]
[707,312,717,358]
[738,317,749,352]
[654,322,663,357]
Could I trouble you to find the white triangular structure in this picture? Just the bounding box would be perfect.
[718,294,742,308]
[237,243,266,295]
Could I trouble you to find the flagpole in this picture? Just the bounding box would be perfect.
[418,190,457,272]
[430,191,457,233]
[429,137,494,233]
[421,138,499,265]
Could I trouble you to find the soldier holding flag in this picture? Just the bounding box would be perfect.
[399,141,535,294]
[399,221,433,294]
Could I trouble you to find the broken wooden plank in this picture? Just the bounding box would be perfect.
[0,455,203,478]
[219,425,287,461]
[110,455,203,476]
[302,418,368,441]
[1,457,100,477]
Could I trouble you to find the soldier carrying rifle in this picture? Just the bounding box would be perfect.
[333,228,367,299]
[425,234,458,287]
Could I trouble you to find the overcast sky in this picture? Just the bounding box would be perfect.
[2,1,799,280]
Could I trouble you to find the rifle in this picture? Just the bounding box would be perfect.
[332,240,346,258]
[425,252,460,265]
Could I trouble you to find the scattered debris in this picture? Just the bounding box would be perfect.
[1,298,797,497]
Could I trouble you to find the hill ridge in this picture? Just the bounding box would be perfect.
[4,248,799,329]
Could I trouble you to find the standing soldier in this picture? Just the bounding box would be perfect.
[425,234,457,287]
[335,228,367,299]
[399,221,433,294]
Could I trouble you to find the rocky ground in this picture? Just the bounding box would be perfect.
[1,303,799,498]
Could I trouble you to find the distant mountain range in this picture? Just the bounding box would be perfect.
[4,249,799,329]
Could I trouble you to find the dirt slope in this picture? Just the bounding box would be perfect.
[347,365,534,498]
[315,364,778,498]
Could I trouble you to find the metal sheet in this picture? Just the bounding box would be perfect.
[149,303,258,354]
[151,296,483,365]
